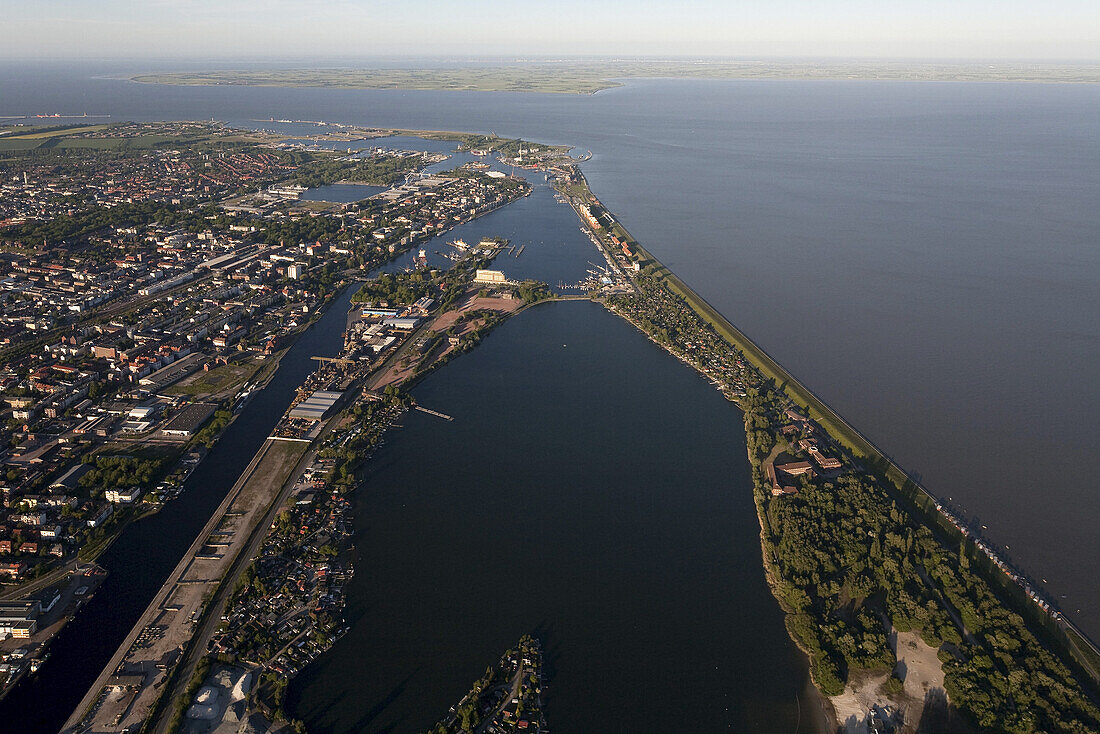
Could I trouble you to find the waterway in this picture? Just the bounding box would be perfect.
[300,183,385,203]
[376,173,598,289]
[286,300,821,733]
[0,286,358,734]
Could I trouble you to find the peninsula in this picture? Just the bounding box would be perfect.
[558,176,1100,732]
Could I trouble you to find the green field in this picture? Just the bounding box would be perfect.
[165,359,261,398]
[0,124,111,140]
[0,138,44,151]
[0,124,282,152]
[133,61,1100,94]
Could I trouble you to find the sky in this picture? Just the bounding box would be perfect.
[3,0,1098,60]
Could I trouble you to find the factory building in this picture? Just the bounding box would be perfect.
[0,600,40,638]
[288,390,343,422]
[160,402,217,439]
[382,317,419,331]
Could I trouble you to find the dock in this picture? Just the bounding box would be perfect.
[414,405,454,421]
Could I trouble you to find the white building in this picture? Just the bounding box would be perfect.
[474,269,506,285]
[105,487,142,504]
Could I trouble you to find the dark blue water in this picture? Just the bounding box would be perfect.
[300,183,385,203]
[286,301,821,734]
[1,62,1096,637]
[380,180,598,287]
[0,286,358,733]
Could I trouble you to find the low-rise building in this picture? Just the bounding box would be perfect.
[105,487,141,504]
[474,269,506,285]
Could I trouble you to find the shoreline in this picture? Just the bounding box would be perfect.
[559,165,1100,730]
[602,295,837,732]
[126,61,1100,94]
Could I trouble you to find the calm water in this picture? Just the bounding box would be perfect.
[0,61,1096,650]
[285,301,819,733]
[300,183,385,203]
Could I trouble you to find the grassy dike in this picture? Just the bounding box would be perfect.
[629,242,1100,688]
[558,148,1100,711]
[636,245,910,481]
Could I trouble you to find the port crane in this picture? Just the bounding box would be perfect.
[311,356,357,368]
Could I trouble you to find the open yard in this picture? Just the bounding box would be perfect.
[165,358,262,399]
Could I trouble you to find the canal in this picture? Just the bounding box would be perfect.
[0,286,358,734]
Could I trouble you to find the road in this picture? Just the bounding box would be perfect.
[150,442,317,734]
[0,269,218,364]
[60,440,278,733]
[0,559,79,601]
[474,664,527,734]
[148,384,360,733]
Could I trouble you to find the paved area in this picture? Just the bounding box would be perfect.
[62,440,307,734]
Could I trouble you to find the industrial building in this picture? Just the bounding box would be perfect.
[0,600,40,638]
[361,307,400,318]
[160,402,217,440]
[288,390,343,422]
[138,353,205,391]
[128,404,162,422]
[382,317,419,331]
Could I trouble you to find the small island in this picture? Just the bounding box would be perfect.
[422,636,547,734]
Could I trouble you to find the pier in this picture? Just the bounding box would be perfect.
[415,405,454,421]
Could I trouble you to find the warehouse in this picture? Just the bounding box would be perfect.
[160,402,218,440]
[0,600,40,638]
[288,390,343,422]
[382,317,419,331]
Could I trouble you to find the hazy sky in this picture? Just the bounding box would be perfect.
[4,0,1099,60]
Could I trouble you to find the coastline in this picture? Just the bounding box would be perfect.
[625,237,1100,686]
[559,166,1100,730]
[127,61,1100,95]
[607,297,837,728]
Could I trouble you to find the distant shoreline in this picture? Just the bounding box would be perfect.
[130,61,1100,94]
